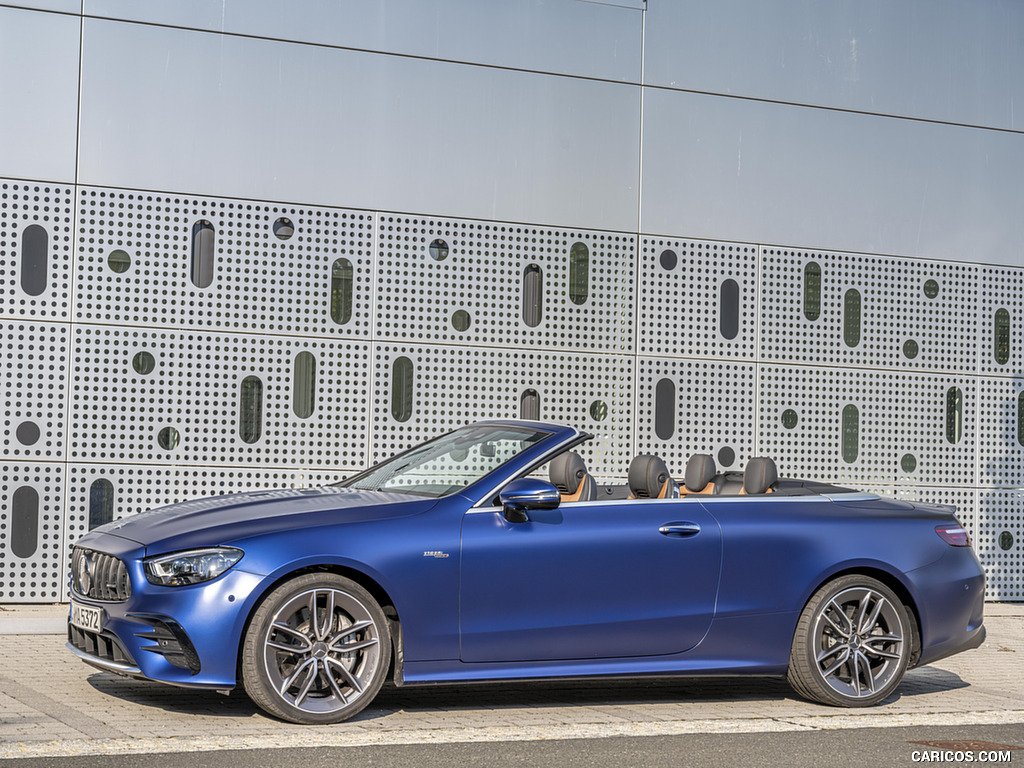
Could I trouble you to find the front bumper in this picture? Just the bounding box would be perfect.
[68,563,266,689]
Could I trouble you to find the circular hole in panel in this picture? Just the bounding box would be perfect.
[157,426,180,451]
[781,409,798,429]
[901,453,917,474]
[450,448,469,463]
[718,447,736,467]
[429,239,450,261]
[589,400,608,421]
[273,217,295,240]
[999,531,1014,551]
[924,279,940,299]
[16,421,40,446]
[659,249,677,271]
[903,339,919,360]
[452,310,471,332]
[107,249,131,273]
[132,351,156,375]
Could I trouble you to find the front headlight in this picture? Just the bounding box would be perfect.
[144,547,244,587]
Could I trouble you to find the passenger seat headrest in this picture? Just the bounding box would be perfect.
[685,454,717,493]
[549,452,588,495]
[628,455,673,498]
[743,457,778,495]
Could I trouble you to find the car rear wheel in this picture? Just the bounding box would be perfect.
[788,574,911,707]
[242,573,391,724]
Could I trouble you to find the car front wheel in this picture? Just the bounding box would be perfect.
[787,574,912,707]
[242,573,391,724]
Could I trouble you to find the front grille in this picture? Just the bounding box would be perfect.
[71,547,132,601]
[68,624,137,668]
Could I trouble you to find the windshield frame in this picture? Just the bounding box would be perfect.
[336,423,558,499]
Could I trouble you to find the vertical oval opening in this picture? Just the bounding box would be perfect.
[1018,391,1024,448]
[719,279,739,340]
[239,375,264,444]
[945,387,963,445]
[655,378,676,440]
[520,389,540,420]
[803,262,821,321]
[293,352,317,419]
[522,264,543,328]
[843,288,862,347]
[330,258,354,325]
[11,486,39,559]
[568,242,589,305]
[190,220,216,288]
[391,357,414,422]
[841,404,860,464]
[20,224,48,296]
[89,479,115,531]
[995,308,1011,366]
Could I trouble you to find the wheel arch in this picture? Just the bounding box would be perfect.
[800,565,922,667]
[234,563,404,686]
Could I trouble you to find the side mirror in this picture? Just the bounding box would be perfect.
[498,478,561,523]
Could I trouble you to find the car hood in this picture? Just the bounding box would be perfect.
[86,486,435,552]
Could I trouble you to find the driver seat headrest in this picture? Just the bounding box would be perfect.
[549,452,596,502]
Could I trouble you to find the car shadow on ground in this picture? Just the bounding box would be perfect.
[84,665,969,722]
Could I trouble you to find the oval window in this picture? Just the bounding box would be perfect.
[841,404,860,463]
[239,376,264,444]
[89,479,115,530]
[803,262,821,321]
[843,289,861,347]
[190,220,215,288]
[330,258,354,325]
[520,389,540,421]
[391,357,414,422]
[522,264,543,328]
[655,378,676,440]
[21,225,47,296]
[994,308,1010,366]
[1017,391,1024,448]
[12,486,39,559]
[568,242,589,305]
[945,387,963,445]
[720,279,739,340]
[293,352,317,419]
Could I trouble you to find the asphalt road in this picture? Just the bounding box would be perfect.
[3,724,1023,768]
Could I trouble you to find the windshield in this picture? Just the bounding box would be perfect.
[339,424,553,497]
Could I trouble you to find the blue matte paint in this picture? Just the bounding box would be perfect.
[68,420,985,696]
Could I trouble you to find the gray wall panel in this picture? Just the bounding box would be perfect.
[641,89,1024,267]
[84,0,642,82]
[645,0,1024,131]
[3,1,80,12]
[78,19,641,232]
[0,8,80,183]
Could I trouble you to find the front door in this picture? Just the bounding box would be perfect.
[459,499,722,662]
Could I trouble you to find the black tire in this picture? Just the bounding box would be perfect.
[787,574,911,707]
[241,573,391,724]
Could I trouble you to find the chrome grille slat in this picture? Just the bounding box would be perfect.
[71,547,131,602]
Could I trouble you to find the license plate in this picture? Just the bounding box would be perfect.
[70,601,103,632]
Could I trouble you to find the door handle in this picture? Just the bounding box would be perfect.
[658,522,701,537]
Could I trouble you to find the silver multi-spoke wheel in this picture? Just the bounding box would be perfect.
[788,575,913,707]
[242,574,391,724]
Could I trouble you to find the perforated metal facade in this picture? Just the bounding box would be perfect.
[1,1,1023,601]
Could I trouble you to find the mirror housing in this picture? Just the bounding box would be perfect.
[499,478,561,523]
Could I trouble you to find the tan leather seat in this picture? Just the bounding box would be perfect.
[627,455,679,499]
[681,454,717,495]
[549,452,597,503]
[740,457,778,495]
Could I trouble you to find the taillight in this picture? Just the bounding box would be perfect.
[935,523,971,547]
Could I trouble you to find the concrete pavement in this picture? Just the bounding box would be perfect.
[0,603,1022,759]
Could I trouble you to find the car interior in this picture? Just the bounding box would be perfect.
[543,451,848,503]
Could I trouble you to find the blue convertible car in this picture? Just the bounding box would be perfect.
[67,420,986,723]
